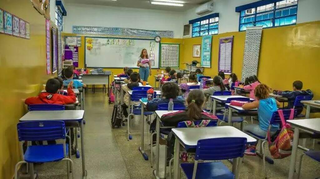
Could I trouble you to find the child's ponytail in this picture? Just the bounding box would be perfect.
[186,90,205,120]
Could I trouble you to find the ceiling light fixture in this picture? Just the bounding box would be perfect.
[151,2,184,7]
[153,0,185,4]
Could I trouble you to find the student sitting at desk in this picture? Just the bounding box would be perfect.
[146,82,185,111]
[188,73,198,84]
[121,72,140,117]
[117,67,128,77]
[203,76,225,97]
[195,69,203,82]
[243,75,261,100]
[161,89,218,127]
[275,80,313,114]
[25,78,76,105]
[242,84,281,155]
[54,77,67,95]
[63,67,87,89]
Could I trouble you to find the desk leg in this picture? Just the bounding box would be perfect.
[232,157,241,179]
[139,104,148,160]
[228,108,232,126]
[155,116,160,176]
[107,76,110,96]
[120,86,124,105]
[80,120,87,178]
[306,105,310,118]
[212,99,217,115]
[289,127,299,179]
[173,137,180,179]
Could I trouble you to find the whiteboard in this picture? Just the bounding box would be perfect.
[85,37,159,68]
[160,44,180,68]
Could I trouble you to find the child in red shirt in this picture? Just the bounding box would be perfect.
[25,78,76,105]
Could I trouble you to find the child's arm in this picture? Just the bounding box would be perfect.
[243,84,252,90]
[146,98,160,111]
[276,100,281,108]
[242,100,259,110]
[63,81,76,104]
[279,91,295,99]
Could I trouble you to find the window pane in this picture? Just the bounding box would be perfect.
[241,8,255,16]
[276,0,298,9]
[200,30,208,36]
[240,23,254,31]
[209,23,218,29]
[257,3,274,13]
[193,22,200,27]
[275,6,297,18]
[193,27,200,32]
[256,12,273,21]
[275,16,297,26]
[193,32,200,37]
[209,29,218,35]
[200,25,208,31]
[256,20,273,28]
[201,19,208,25]
[241,15,255,23]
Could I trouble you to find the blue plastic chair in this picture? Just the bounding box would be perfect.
[14,121,74,179]
[213,91,232,95]
[245,109,297,177]
[157,103,186,110]
[132,86,151,91]
[189,85,200,90]
[298,149,320,179]
[218,97,251,129]
[177,120,217,128]
[180,137,247,179]
[293,95,313,117]
[28,104,65,111]
[118,74,128,78]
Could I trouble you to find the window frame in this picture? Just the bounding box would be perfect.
[189,13,219,38]
[236,0,298,31]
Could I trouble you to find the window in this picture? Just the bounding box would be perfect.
[55,6,63,31]
[236,0,298,31]
[189,13,219,38]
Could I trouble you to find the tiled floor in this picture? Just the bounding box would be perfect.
[19,92,320,179]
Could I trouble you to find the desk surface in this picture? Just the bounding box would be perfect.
[155,110,179,118]
[288,118,320,133]
[20,110,85,121]
[128,90,161,95]
[211,95,251,101]
[301,100,320,108]
[172,126,257,147]
[82,72,111,76]
[225,103,257,111]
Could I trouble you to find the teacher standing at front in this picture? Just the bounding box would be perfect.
[137,49,151,82]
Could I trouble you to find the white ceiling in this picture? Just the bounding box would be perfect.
[64,0,211,11]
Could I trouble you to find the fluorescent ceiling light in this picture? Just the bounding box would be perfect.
[151,2,184,6]
[153,0,185,3]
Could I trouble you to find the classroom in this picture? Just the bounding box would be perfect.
[0,0,320,178]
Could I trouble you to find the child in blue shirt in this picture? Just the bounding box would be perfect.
[63,67,86,89]
[242,84,281,155]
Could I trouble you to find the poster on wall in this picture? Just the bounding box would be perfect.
[52,28,58,73]
[4,11,12,35]
[218,36,234,74]
[0,9,4,33]
[12,16,20,37]
[19,19,26,38]
[201,35,212,68]
[46,19,51,74]
[26,22,30,39]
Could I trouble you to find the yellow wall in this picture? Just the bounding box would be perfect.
[0,0,50,178]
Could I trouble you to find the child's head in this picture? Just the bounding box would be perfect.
[293,80,303,91]
[123,67,128,73]
[177,72,182,79]
[189,73,197,82]
[126,69,133,76]
[248,76,256,84]
[195,69,202,74]
[130,72,139,82]
[161,82,180,99]
[165,67,171,73]
[169,70,176,79]
[254,84,270,100]
[244,77,250,85]
[213,76,225,91]
[54,77,64,90]
[218,71,225,80]
[45,79,60,94]
[186,90,205,120]
[230,73,238,83]
[64,67,74,79]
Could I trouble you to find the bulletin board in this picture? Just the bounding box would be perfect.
[160,43,180,68]
[201,35,212,68]
[218,36,233,74]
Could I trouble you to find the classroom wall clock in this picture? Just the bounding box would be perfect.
[155,36,161,43]
[30,0,50,19]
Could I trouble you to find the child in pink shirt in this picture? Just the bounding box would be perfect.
[243,75,260,99]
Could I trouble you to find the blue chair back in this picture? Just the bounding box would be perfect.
[195,137,247,160]
[131,90,148,102]
[28,104,65,111]
[213,91,232,95]
[17,121,66,142]
[132,86,151,91]
[119,74,128,78]
[157,103,186,110]
[177,120,217,128]
[189,85,200,90]
[270,109,297,126]
[293,95,313,108]
[199,76,211,80]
